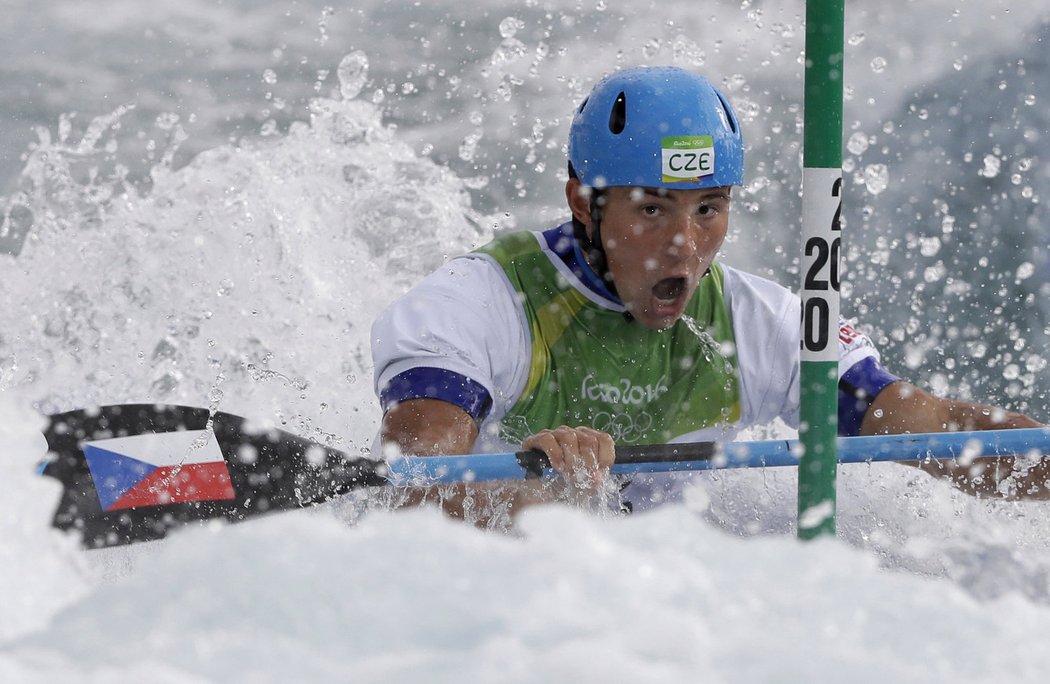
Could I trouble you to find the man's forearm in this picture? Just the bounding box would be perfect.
[860,381,1040,435]
[861,380,1047,499]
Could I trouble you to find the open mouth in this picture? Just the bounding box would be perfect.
[652,277,686,303]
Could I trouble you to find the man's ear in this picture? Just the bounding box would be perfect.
[565,178,592,230]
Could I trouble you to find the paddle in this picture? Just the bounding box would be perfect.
[39,403,1050,549]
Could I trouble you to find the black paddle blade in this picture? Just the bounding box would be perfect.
[40,404,387,549]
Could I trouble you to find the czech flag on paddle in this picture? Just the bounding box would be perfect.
[83,430,236,511]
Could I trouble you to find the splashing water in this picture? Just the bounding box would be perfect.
[846,131,870,156]
[4,4,1050,681]
[863,163,890,195]
[0,51,493,451]
[337,50,369,100]
[680,313,739,426]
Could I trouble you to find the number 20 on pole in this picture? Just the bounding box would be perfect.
[802,173,842,358]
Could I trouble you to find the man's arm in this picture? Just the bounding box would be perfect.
[381,398,499,524]
[861,381,1049,498]
[381,398,479,457]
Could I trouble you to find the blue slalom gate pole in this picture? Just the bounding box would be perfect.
[385,428,1050,485]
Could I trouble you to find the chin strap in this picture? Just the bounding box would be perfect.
[573,191,635,323]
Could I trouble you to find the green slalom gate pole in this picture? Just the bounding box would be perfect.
[798,0,845,540]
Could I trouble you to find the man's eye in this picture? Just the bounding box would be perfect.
[697,204,717,217]
[642,205,660,216]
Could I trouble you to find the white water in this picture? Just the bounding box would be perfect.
[3,0,1050,680]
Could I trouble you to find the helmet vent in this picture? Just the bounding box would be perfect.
[714,90,738,134]
[608,92,627,134]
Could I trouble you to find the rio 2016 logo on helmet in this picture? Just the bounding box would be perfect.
[568,66,745,190]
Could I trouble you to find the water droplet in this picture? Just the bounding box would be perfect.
[237,444,259,464]
[869,56,887,73]
[337,50,369,100]
[959,439,983,466]
[155,112,180,131]
[846,131,869,156]
[304,445,327,467]
[923,261,946,283]
[458,132,482,162]
[262,68,278,85]
[978,154,1001,178]
[499,16,524,39]
[847,31,866,46]
[1025,94,1036,106]
[862,164,889,195]
[58,113,73,142]
[919,236,941,257]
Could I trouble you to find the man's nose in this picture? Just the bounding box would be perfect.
[667,214,698,259]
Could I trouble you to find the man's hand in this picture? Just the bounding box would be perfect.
[521,425,616,490]
[381,403,618,523]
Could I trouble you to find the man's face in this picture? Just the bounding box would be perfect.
[569,182,731,330]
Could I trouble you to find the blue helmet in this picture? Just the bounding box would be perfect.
[568,66,744,190]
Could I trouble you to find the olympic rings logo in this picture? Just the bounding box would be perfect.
[589,410,655,443]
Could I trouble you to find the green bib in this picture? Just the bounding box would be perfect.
[475,232,740,446]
